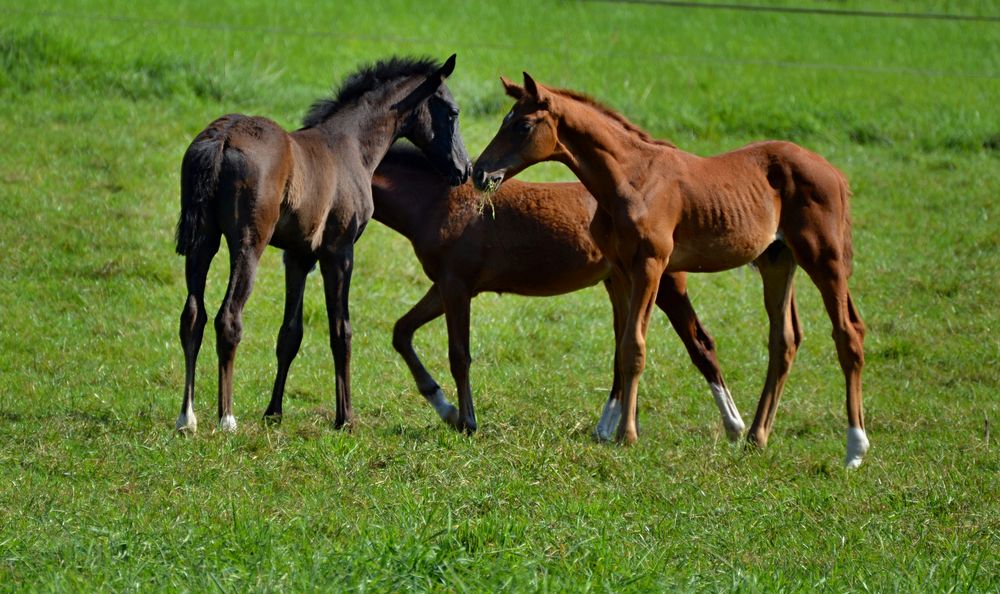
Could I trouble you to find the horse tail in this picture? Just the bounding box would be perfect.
[175,116,240,256]
[838,168,855,277]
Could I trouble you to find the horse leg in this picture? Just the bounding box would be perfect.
[656,272,745,441]
[391,286,459,425]
[796,255,868,468]
[214,233,267,432]
[595,272,627,442]
[615,256,668,445]
[263,252,316,423]
[746,243,800,449]
[176,234,221,433]
[441,280,476,433]
[319,245,356,429]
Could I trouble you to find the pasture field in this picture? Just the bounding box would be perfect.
[1,0,998,590]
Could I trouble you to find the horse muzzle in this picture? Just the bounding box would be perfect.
[449,159,473,187]
[472,166,505,192]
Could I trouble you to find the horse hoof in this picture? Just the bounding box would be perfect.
[724,418,746,443]
[594,399,621,442]
[616,428,639,445]
[218,415,237,433]
[593,427,613,443]
[333,411,355,430]
[427,388,459,425]
[746,430,768,450]
[844,427,870,469]
[175,411,197,434]
[262,412,282,426]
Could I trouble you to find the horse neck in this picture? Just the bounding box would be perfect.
[556,100,672,208]
[371,154,446,241]
[314,88,414,176]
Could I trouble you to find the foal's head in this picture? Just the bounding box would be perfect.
[473,73,564,192]
[392,54,471,186]
[304,55,472,186]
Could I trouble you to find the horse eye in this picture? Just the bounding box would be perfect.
[516,120,533,134]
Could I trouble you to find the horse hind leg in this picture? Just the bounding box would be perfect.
[656,272,744,442]
[594,274,627,442]
[177,233,221,433]
[788,236,868,468]
[391,286,459,426]
[263,251,316,424]
[214,231,268,433]
[747,242,800,450]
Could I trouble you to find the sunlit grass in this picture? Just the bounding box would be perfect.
[0,0,998,590]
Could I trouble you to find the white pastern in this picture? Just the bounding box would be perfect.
[218,414,237,433]
[175,405,197,434]
[710,383,745,442]
[427,389,458,423]
[594,398,621,442]
[845,427,870,469]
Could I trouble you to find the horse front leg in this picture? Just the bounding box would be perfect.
[616,256,668,445]
[656,271,745,442]
[319,245,355,429]
[391,286,458,425]
[440,280,476,433]
[263,252,316,423]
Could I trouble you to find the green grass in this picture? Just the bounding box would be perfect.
[1,0,998,590]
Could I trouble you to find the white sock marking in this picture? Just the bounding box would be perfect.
[710,383,745,442]
[594,398,621,442]
[427,388,458,422]
[845,426,870,469]
[175,404,197,433]
[218,414,237,433]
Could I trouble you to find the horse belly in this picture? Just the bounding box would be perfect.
[668,231,773,273]
[668,195,779,273]
[478,222,609,296]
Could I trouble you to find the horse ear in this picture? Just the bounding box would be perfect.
[436,54,457,80]
[522,72,549,106]
[500,75,524,100]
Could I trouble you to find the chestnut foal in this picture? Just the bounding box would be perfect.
[175,56,471,434]
[474,74,869,468]
[340,146,743,438]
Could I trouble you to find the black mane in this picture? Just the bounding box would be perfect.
[302,57,441,128]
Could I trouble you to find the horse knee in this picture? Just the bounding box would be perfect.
[448,348,471,376]
[391,320,411,355]
[276,318,303,359]
[621,341,647,376]
[215,312,242,355]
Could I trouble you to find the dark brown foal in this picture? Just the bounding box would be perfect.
[340,147,744,439]
[175,56,471,434]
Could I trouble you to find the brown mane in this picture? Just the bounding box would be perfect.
[550,87,677,149]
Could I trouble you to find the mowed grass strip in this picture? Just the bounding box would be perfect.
[0,0,998,591]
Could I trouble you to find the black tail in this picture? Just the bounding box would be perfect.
[175,128,228,256]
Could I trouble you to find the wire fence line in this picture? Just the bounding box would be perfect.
[3,6,998,80]
[584,0,1000,22]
